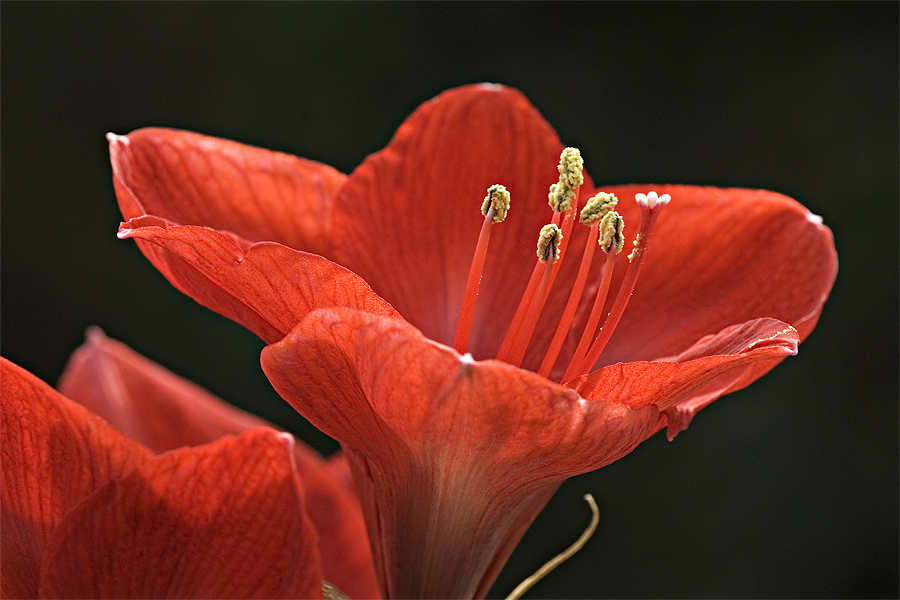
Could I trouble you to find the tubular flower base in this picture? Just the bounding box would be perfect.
[109,84,837,598]
[0,332,379,600]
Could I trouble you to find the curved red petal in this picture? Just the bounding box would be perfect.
[569,317,799,438]
[0,358,152,599]
[578,184,837,367]
[58,327,274,452]
[261,308,662,599]
[329,84,590,357]
[118,216,400,343]
[39,429,323,600]
[109,127,345,256]
[56,328,380,598]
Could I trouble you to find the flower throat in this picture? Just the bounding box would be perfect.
[452,148,670,383]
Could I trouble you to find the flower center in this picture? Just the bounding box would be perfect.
[454,148,670,383]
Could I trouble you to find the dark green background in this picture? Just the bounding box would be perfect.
[2,2,897,598]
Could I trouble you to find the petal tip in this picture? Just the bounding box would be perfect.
[83,325,109,345]
[276,431,296,451]
[805,210,824,226]
[106,132,129,146]
[746,323,800,356]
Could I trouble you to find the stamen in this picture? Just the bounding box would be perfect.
[597,210,625,254]
[481,183,511,223]
[504,494,600,600]
[548,147,583,212]
[557,147,585,189]
[496,210,563,358]
[498,261,547,360]
[536,223,563,264]
[562,211,624,382]
[537,223,597,377]
[536,193,618,378]
[453,185,510,354]
[572,192,670,377]
[548,182,575,214]
[500,224,561,367]
[578,192,618,226]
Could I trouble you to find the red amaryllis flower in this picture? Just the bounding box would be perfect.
[1,332,379,599]
[108,83,837,598]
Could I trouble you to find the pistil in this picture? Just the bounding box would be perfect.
[453,185,510,353]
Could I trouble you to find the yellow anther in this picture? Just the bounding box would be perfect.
[557,147,584,189]
[481,184,511,223]
[579,192,619,226]
[598,211,625,254]
[536,223,563,264]
[548,147,584,212]
[548,182,576,213]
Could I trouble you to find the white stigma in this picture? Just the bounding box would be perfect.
[635,191,671,209]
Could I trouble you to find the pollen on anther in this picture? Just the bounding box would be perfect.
[548,182,576,213]
[481,184,511,223]
[580,192,619,226]
[548,147,584,212]
[537,223,563,264]
[598,211,625,254]
[557,147,584,189]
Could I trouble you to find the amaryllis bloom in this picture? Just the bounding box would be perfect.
[1,332,379,599]
[108,84,837,598]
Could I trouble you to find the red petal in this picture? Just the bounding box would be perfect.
[57,329,381,598]
[328,84,587,356]
[118,216,400,343]
[0,358,152,599]
[39,429,323,599]
[109,128,345,256]
[261,308,663,599]
[569,317,800,438]
[579,184,837,367]
[58,327,275,452]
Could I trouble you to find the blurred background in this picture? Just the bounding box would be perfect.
[2,3,897,598]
